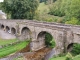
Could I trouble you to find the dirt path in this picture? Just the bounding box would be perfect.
[24,47,52,60]
[0,30,16,39]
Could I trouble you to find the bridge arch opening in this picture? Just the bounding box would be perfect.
[6,26,10,32]
[11,28,16,35]
[67,43,73,52]
[37,31,56,48]
[67,43,80,55]
[21,27,31,40]
[1,25,4,30]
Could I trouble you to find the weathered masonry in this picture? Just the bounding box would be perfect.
[0,19,80,54]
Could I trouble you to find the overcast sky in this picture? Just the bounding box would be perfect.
[0,0,4,2]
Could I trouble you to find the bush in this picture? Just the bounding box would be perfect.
[65,17,79,25]
[49,0,65,17]
[66,52,73,60]
[71,43,80,55]
[49,8,65,17]
[45,33,56,48]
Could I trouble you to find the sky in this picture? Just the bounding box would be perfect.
[0,0,4,2]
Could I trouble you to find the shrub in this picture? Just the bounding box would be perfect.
[65,17,79,25]
[66,52,73,60]
[71,43,80,55]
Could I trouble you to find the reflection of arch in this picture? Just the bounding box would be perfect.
[37,31,55,48]
[21,27,31,40]
[6,26,10,32]
[1,25,4,29]
[11,27,16,34]
[67,43,73,52]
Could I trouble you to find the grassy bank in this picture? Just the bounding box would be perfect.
[0,41,30,58]
[50,54,80,60]
[0,38,17,46]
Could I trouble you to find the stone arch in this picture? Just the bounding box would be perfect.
[67,43,73,52]
[6,26,10,32]
[21,27,31,40]
[11,27,16,35]
[1,24,4,30]
[37,31,56,48]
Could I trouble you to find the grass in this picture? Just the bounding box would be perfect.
[13,57,24,60]
[50,54,80,60]
[0,40,30,58]
[0,38,17,46]
[50,56,66,60]
[73,55,80,60]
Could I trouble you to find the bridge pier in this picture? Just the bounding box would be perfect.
[30,40,46,51]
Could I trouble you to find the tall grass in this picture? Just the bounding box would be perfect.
[0,39,17,46]
[0,41,30,58]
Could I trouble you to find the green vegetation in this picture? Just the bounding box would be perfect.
[45,32,55,48]
[71,43,80,55]
[0,0,80,60]
[1,0,39,19]
[73,55,80,60]
[35,2,63,22]
[0,41,30,58]
[49,0,80,24]
[50,54,80,60]
[37,2,49,14]
[66,52,73,60]
[65,17,79,25]
[50,56,66,60]
[50,43,80,60]
[0,38,17,46]
[13,57,24,60]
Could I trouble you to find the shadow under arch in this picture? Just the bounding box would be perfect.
[67,43,73,52]
[37,31,56,48]
[6,26,10,32]
[11,27,16,35]
[21,27,31,40]
[1,24,4,30]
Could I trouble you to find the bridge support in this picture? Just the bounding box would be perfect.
[30,40,45,51]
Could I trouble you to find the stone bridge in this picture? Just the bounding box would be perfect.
[0,19,80,54]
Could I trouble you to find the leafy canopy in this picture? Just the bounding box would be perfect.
[2,0,39,19]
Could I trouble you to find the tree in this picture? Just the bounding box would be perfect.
[65,0,80,20]
[49,0,80,24]
[2,0,39,19]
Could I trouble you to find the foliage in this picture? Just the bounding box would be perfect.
[73,54,80,60]
[49,0,65,17]
[45,33,55,48]
[0,38,17,46]
[2,0,39,19]
[65,0,80,20]
[0,41,30,58]
[35,3,63,22]
[49,0,80,23]
[50,56,65,60]
[66,52,73,60]
[71,43,80,55]
[65,17,80,25]
[50,54,80,60]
